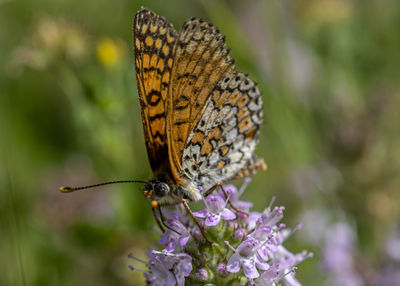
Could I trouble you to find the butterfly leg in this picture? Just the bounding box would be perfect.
[151,202,181,235]
[173,196,211,244]
[158,204,182,235]
[151,205,165,232]
[205,183,249,217]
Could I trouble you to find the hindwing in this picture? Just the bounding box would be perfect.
[181,72,265,190]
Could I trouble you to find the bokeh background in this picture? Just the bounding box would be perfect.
[1,0,400,285]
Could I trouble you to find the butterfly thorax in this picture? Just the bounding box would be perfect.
[143,172,202,205]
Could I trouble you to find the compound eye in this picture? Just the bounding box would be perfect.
[154,183,169,197]
[144,181,153,190]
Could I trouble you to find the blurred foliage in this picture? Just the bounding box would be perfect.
[1,0,400,285]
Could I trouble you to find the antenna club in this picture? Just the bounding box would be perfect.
[151,200,158,208]
[60,186,72,193]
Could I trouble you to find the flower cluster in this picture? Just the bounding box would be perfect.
[129,179,312,285]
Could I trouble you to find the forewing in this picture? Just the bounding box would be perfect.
[167,18,235,179]
[134,9,177,173]
[182,72,264,190]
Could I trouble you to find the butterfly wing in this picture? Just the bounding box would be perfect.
[182,72,265,190]
[167,18,235,181]
[232,155,266,179]
[134,9,177,174]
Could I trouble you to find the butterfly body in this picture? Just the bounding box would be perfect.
[134,9,265,207]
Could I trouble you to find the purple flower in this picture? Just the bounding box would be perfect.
[196,268,208,281]
[256,249,311,286]
[373,264,400,286]
[256,264,283,285]
[248,226,277,260]
[145,250,192,286]
[247,197,281,231]
[256,265,299,286]
[129,181,310,285]
[385,228,400,261]
[258,206,285,228]
[217,263,228,276]
[226,239,270,279]
[234,228,246,241]
[158,219,190,252]
[226,203,312,284]
[218,182,253,212]
[323,222,363,286]
[247,211,262,230]
[193,195,236,226]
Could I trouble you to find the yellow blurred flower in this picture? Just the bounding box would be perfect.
[96,38,125,68]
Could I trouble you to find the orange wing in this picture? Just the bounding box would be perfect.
[167,17,235,181]
[133,9,177,174]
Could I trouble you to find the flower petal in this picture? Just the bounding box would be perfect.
[207,195,225,213]
[179,233,190,247]
[165,241,177,252]
[193,209,207,218]
[205,213,221,226]
[242,257,260,279]
[177,254,193,276]
[221,208,236,221]
[226,254,241,273]
[165,274,177,286]
[247,212,261,230]
[158,232,170,245]
[219,184,237,199]
[257,247,270,261]
[255,255,270,271]
[256,265,281,285]
[283,272,302,286]
[236,200,253,211]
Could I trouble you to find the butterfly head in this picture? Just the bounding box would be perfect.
[143,180,170,199]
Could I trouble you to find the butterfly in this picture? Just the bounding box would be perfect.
[133,9,265,211]
[60,9,265,238]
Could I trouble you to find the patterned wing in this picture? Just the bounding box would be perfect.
[167,18,235,180]
[232,155,266,179]
[134,9,177,173]
[182,72,265,191]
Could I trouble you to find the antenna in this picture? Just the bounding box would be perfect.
[60,180,146,193]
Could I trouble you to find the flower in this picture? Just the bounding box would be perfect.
[158,219,190,252]
[258,206,285,228]
[218,180,253,212]
[234,228,246,241]
[145,250,192,286]
[193,194,236,226]
[196,268,208,281]
[217,263,228,276]
[225,211,311,283]
[129,180,311,285]
[96,38,124,68]
[226,239,270,279]
[322,222,363,286]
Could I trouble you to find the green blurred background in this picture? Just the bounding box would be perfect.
[1,0,400,285]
